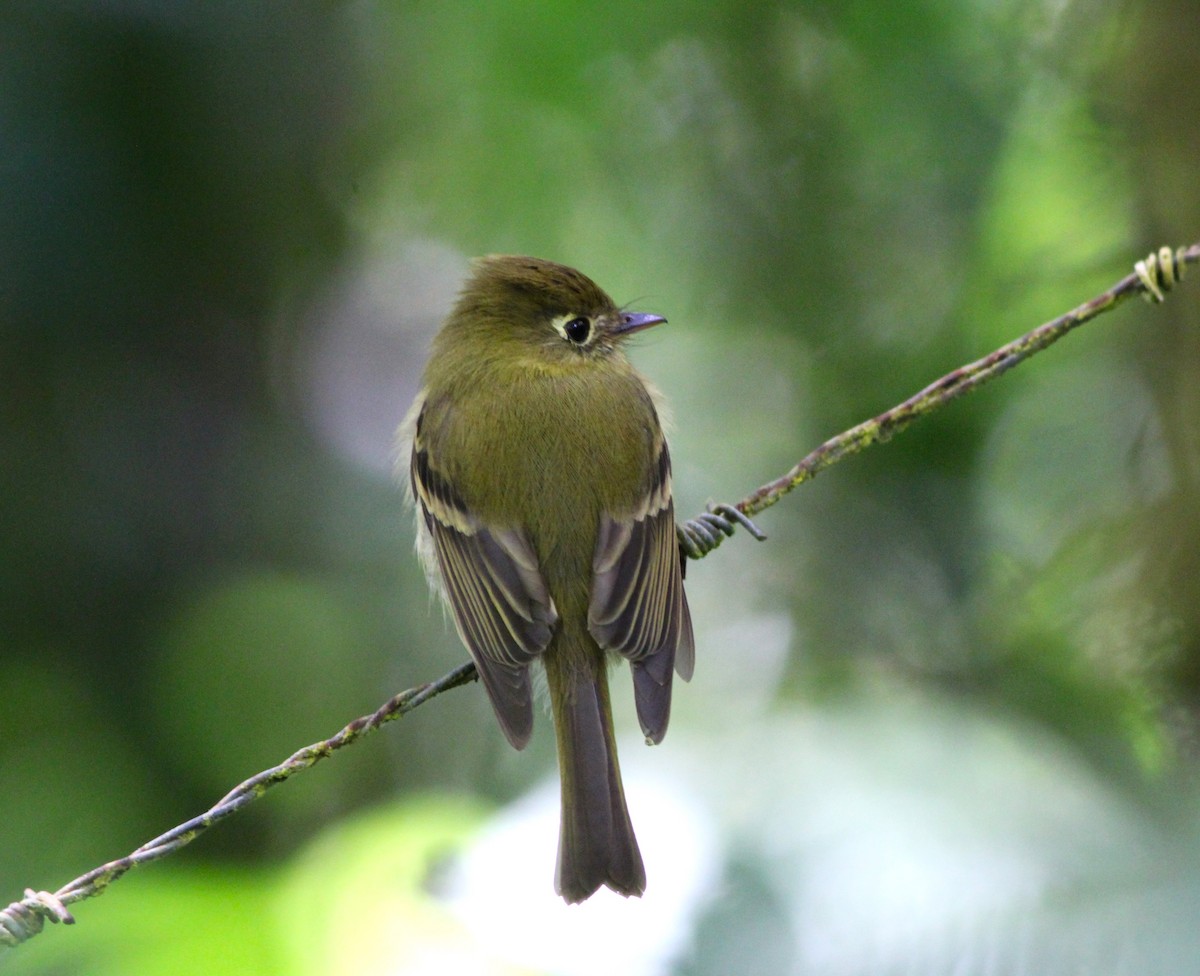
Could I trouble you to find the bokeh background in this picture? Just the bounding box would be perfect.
[4,1,1200,974]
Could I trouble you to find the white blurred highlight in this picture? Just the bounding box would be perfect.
[443,758,719,976]
[289,237,465,474]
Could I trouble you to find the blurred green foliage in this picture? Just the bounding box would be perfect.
[3,0,1200,973]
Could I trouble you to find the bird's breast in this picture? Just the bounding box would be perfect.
[435,365,659,584]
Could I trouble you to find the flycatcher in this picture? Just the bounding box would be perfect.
[405,256,693,903]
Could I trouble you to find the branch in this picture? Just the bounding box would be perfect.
[2,244,1194,951]
[0,663,478,949]
[733,244,1197,519]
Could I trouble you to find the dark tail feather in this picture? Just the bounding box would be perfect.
[550,660,646,903]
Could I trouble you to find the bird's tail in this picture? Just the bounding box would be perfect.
[547,643,646,904]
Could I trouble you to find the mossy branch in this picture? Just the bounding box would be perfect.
[2,244,1195,951]
[735,244,1196,518]
[0,663,478,948]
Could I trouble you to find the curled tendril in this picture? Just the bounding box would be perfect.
[0,890,74,948]
[1135,246,1187,303]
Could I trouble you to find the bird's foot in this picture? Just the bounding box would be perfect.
[677,503,766,561]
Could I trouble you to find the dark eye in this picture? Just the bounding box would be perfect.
[563,316,591,343]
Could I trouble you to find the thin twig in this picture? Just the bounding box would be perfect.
[0,663,478,949]
[733,243,1197,519]
[2,244,1195,950]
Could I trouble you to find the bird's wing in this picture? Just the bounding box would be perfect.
[588,436,694,744]
[411,406,557,749]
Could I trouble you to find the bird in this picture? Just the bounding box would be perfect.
[403,255,694,903]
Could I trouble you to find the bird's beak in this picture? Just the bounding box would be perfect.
[612,311,667,336]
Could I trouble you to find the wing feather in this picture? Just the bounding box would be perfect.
[588,439,694,744]
[411,407,557,748]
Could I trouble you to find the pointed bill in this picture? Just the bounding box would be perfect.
[612,311,666,337]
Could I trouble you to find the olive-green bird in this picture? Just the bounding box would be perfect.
[405,255,693,903]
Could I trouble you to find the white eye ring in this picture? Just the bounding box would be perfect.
[552,314,593,345]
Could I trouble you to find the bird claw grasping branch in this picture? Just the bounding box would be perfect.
[677,502,767,563]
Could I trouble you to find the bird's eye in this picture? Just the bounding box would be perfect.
[563,316,591,343]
